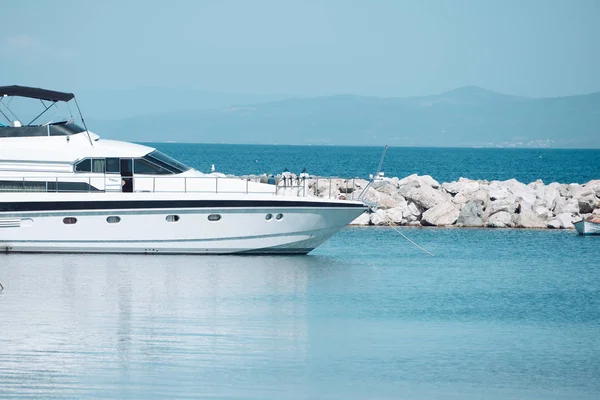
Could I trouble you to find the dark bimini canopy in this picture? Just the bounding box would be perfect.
[0,85,74,102]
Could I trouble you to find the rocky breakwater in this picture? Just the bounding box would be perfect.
[305,174,600,229]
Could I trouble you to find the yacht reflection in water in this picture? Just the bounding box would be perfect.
[0,253,347,397]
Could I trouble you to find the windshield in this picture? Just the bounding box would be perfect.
[143,150,191,174]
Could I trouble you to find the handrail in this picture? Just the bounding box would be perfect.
[0,174,361,200]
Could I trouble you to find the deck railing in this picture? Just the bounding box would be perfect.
[0,175,363,200]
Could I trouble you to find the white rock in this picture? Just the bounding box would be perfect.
[533,205,553,220]
[421,202,460,226]
[397,174,440,196]
[500,179,537,205]
[554,197,580,215]
[547,213,578,229]
[558,184,573,198]
[528,179,544,189]
[578,194,599,214]
[585,180,600,197]
[403,202,422,222]
[377,192,402,210]
[405,185,450,210]
[372,179,396,191]
[456,200,484,227]
[541,185,560,211]
[386,207,406,224]
[452,189,489,208]
[442,179,479,195]
[516,203,547,229]
[350,212,370,225]
[547,219,562,229]
[357,186,379,204]
[487,182,511,201]
[484,197,518,220]
[486,211,514,228]
[370,209,389,226]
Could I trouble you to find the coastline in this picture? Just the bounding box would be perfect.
[300,174,600,229]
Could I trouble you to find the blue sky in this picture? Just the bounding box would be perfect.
[1,0,599,97]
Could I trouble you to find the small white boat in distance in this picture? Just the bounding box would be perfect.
[574,216,600,236]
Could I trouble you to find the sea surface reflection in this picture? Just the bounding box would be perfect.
[0,228,599,399]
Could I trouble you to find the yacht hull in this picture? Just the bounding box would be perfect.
[0,195,366,254]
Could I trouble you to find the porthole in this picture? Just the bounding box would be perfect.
[265,213,273,220]
[106,216,121,224]
[63,217,77,225]
[166,215,180,222]
[276,213,284,220]
[207,214,221,222]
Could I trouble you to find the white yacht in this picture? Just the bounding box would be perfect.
[0,85,366,254]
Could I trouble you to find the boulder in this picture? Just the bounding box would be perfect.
[385,206,407,225]
[442,178,479,195]
[547,213,578,229]
[500,179,537,205]
[554,197,580,215]
[403,202,422,222]
[558,184,573,198]
[397,174,440,196]
[350,212,370,226]
[484,197,518,220]
[370,209,389,226]
[487,182,511,201]
[456,200,483,227]
[353,179,370,190]
[578,194,599,214]
[405,185,450,210]
[540,183,560,211]
[486,211,514,228]
[571,185,593,199]
[452,189,489,208]
[356,186,379,204]
[516,203,547,229]
[528,179,544,189]
[533,205,553,220]
[378,192,405,210]
[421,202,460,226]
[372,179,397,191]
[586,180,600,197]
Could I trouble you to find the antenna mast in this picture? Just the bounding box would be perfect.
[74,97,94,146]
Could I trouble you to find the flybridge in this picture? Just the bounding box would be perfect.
[0,85,93,145]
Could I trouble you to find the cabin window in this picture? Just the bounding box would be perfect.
[166,215,180,222]
[276,213,284,220]
[63,217,77,225]
[105,158,120,174]
[265,213,273,220]
[106,216,121,224]
[74,158,92,173]
[207,214,221,222]
[92,159,106,173]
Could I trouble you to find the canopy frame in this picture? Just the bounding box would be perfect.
[0,85,74,102]
[0,85,93,146]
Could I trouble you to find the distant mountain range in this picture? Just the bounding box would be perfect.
[87,86,600,148]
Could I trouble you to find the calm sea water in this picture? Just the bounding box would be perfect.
[1,228,599,399]
[149,143,600,184]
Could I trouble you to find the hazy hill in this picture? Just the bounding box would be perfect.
[88,86,600,148]
[78,87,300,119]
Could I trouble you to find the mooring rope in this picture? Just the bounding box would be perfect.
[386,219,435,257]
